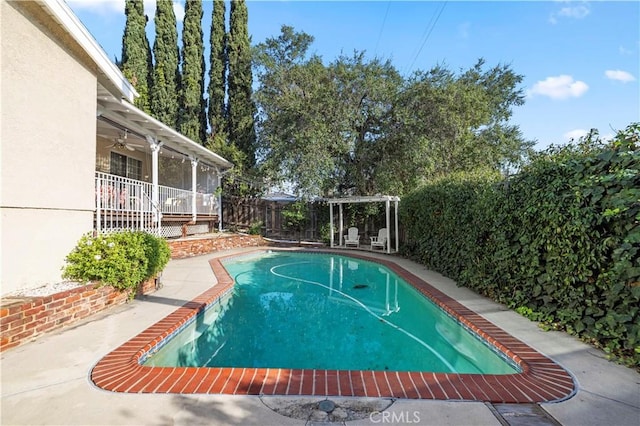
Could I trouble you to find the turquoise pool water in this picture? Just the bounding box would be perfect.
[143,252,519,374]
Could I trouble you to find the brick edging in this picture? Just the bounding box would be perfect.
[91,249,577,402]
[1,234,270,352]
[0,277,157,352]
[167,234,265,259]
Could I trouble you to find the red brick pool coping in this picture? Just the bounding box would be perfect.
[91,249,576,402]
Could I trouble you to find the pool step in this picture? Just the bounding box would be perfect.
[488,403,562,426]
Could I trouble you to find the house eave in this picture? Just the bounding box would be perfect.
[38,0,137,102]
[37,0,232,170]
[98,96,233,170]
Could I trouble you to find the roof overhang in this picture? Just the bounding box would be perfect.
[38,0,233,171]
[39,0,137,102]
[97,93,233,170]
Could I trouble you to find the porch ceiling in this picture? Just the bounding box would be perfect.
[97,84,232,171]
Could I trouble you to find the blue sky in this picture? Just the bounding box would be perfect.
[68,0,639,150]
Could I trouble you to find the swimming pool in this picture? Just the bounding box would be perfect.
[91,249,576,401]
[142,252,518,375]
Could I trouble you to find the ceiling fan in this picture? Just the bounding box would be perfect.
[107,130,143,152]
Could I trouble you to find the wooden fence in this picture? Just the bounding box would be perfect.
[222,197,407,245]
[221,197,324,241]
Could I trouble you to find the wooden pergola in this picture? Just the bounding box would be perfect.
[325,195,400,254]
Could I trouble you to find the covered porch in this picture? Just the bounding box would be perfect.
[94,90,232,238]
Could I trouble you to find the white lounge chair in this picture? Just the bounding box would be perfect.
[370,228,388,251]
[344,227,360,248]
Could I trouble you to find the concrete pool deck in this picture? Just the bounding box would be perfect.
[1,248,639,425]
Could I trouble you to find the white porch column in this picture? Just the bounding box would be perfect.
[146,137,162,228]
[95,177,102,234]
[339,203,344,247]
[191,158,198,222]
[217,170,223,232]
[394,199,399,253]
[385,199,391,254]
[329,202,334,248]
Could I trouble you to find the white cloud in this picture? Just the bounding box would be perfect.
[601,133,615,142]
[605,69,636,83]
[528,75,589,100]
[143,1,155,18]
[563,128,588,141]
[558,4,590,19]
[173,2,185,22]
[549,1,591,24]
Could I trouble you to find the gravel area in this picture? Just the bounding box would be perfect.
[5,281,85,298]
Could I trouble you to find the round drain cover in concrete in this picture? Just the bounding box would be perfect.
[260,396,394,422]
[318,400,336,413]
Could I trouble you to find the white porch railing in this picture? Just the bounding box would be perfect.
[95,172,158,235]
[159,186,218,216]
[95,172,219,236]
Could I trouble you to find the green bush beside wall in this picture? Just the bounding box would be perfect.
[63,231,171,299]
[400,124,640,367]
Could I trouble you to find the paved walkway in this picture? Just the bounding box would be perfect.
[1,248,639,425]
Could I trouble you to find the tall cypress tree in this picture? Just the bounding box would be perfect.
[151,0,180,128]
[228,0,256,167]
[179,0,207,144]
[208,0,227,140]
[121,0,153,112]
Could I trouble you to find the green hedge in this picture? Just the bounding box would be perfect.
[63,231,171,299]
[400,123,640,367]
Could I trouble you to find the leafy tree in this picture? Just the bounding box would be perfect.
[151,0,180,128]
[206,134,261,231]
[179,0,207,144]
[206,133,247,173]
[208,0,227,139]
[281,201,308,243]
[329,52,403,196]
[255,29,404,198]
[255,28,532,199]
[208,0,264,228]
[390,60,534,185]
[228,0,256,168]
[254,26,341,197]
[121,0,153,112]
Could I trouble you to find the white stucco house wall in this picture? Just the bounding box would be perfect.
[0,0,232,295]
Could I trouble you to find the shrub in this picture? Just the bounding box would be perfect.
[400,167,504,283]
[248,220,264,235]
[401,123,640,367]
[139,231,171,278]
[282,201,308,242]
[62,231,171,298]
